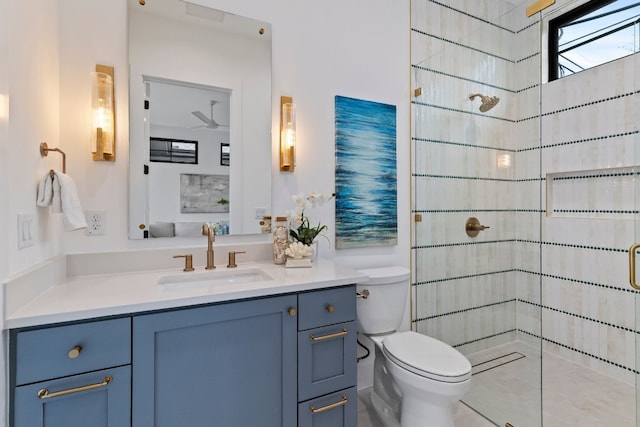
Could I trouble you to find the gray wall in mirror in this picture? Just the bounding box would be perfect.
[128,0,272,239]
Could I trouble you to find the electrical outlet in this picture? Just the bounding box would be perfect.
[255,207,267,219]
[86,211,106,236]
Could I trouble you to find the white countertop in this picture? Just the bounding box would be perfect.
[5,259,367,329]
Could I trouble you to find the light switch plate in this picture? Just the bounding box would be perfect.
[17,213,35,249]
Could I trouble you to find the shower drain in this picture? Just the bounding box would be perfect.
[471,351,526,375]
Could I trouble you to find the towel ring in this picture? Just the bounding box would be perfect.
[40,142,66,176]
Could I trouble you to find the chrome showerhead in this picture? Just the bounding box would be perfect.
[469,93,500,112]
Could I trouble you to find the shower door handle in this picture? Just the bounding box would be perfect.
[629,243,640,290]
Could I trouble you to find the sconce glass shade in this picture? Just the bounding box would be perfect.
[280,96,295,172]
[91,68,115,161]
[0,94,8,122]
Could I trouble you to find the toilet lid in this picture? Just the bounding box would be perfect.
[382,331,471,383]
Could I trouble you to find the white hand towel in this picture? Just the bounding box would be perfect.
[36,171,88,231]
[36,174,53,207]
[52,173,63,213]
[54,172,87,231]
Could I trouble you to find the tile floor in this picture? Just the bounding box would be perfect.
[357,341,635,426]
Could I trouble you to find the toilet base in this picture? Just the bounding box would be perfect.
[370,390,400,427]
[371,386,458,427]
[400,393,455,427]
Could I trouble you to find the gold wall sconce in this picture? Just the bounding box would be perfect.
[280,96,296,172]
[91,64,115,161]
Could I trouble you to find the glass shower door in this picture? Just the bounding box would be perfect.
[410,0,542,425]
[631,46,640,427]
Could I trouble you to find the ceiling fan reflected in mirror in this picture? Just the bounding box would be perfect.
[191,100,229,129]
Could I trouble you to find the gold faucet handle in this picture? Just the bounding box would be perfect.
[173,254,194,272]
[227,251,246,268]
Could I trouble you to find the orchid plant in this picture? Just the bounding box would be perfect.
[287,191,335,246]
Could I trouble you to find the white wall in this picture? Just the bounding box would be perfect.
[0,1,9,422]
[1,0,62,422]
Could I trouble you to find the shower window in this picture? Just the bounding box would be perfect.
[548,0,640,80]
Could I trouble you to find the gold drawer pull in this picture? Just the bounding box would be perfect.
[288,307,297,317]
[325,304,335,313]
[309,395,348,414]
[37,376,112,400]
[310,328,348,342]
[68,345,82,359]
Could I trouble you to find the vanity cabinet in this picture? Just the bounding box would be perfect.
[132,294,298,427]
[11,318,131,427]
[297,286,358,427]
[9,284,357,427]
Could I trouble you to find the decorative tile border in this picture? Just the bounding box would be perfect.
[413,173,513,182]
[413,129,639,154]
[413,268,514,286]
[518,329,640,375]
[412,136,516,152]
[412,209,543,213]
[412,100,513,122]
[412,64,513,93]
[412,298,516,322]
[425,0,515,33]
[412,239,516,250]
[453,330,516,349]
[541,90,640,117]
[519,298,639,335]
[410,28,513,63]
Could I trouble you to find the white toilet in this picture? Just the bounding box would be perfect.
[357,266,471,427]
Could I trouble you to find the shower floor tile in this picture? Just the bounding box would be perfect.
[358,341,635,427]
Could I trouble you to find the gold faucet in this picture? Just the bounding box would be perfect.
[227,251,246,268]
[202,223,216,269]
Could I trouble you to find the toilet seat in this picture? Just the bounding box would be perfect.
[382,331,471,383]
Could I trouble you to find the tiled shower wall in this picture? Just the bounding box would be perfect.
[411,0,639,384]
[540,54,639,383]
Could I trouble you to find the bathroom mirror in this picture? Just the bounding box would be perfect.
[128,0,272,239]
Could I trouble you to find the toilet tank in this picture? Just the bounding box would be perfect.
[356,266,411,335]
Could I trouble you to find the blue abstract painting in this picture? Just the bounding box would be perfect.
[335,96,397,249]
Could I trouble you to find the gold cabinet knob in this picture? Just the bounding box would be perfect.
[325,304,335,313]
[68,345,82,359]
[288,307,297,317]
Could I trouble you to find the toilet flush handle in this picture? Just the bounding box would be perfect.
[356,289,370,299]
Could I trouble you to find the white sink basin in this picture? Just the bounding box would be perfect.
[157,268,273,291]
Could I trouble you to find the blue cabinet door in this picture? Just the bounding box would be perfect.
[13,365,131,427]
[132,295,297,427]
[298,321,357,401]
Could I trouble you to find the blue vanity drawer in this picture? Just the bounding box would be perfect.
[298,285,356,330]
[298,387,357,427]
[15,317,131,386]
[298,321,357,401]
